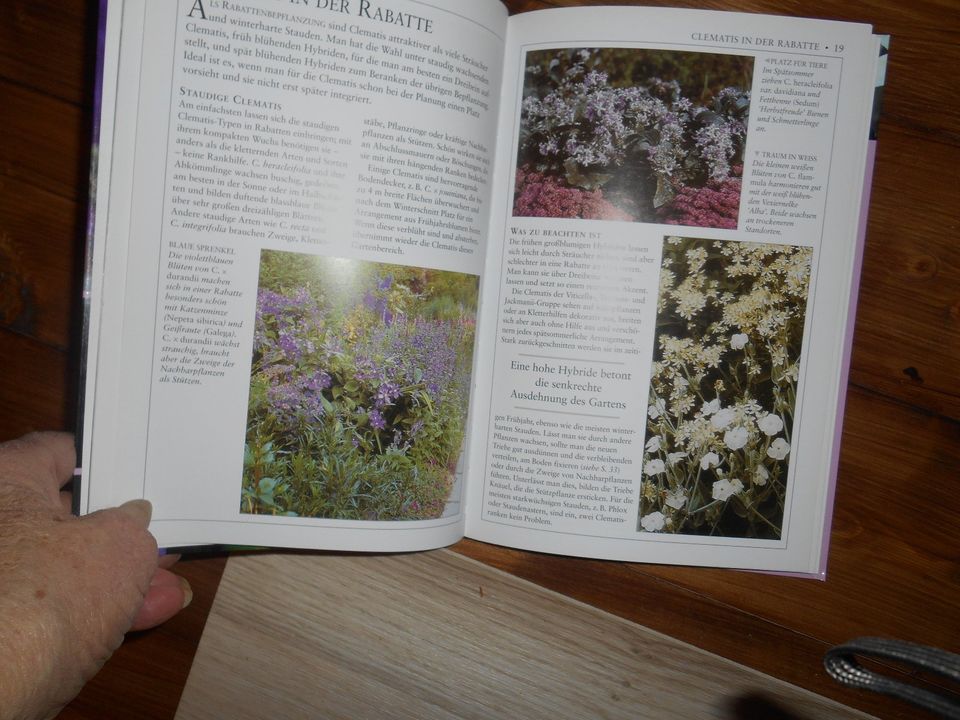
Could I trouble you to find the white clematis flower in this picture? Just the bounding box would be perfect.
[664,490,688,510]
[710,407,736,430]
[647,399,666,420]
[724,425,749,451]
[758,413,784,436]
[667,452,688,466]
[640,511,666,532]
[644,459,666,476]
[767,437,791,460]
[753,464,769,486]
[711,477,744,501]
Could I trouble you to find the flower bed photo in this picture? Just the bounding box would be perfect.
[638,237,813,539]
[241,250,478,521]
[514,47,752,227]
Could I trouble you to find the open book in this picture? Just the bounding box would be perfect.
[79,0,886,575]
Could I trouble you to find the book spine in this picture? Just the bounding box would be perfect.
[73,0,111,515]
[816,140,876,578]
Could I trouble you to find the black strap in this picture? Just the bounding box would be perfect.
[824,637,960,718]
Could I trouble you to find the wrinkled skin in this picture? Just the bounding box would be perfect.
[0,432,191,720]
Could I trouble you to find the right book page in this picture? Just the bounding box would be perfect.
[464,6,881,575]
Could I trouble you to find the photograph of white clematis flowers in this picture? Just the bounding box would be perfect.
[639,236,813,539]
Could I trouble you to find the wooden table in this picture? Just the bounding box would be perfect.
[173,550,879,719]
[1,1,957,718]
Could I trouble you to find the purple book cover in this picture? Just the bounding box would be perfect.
[812,35,889,578]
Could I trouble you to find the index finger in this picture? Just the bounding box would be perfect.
[0,432,77,503]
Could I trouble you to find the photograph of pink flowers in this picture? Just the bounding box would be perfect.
[241,250,478,521]
[639,236,813,539]
[514,47,752,227]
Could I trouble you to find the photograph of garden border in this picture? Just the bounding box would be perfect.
[241,250,479,521]
[639,236,813,539]
[514,47,752,227]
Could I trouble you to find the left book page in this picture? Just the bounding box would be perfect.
[79,0,507,551]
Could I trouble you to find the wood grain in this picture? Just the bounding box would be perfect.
[0,79,89,203]
[0,1,956,719]
[0,329,73,437]
[176,551,878,720]
[0,0,93,106]
[0,174,82,348]
[850,125,960,420]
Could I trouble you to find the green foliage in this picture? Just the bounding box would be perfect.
[241,251,477,521]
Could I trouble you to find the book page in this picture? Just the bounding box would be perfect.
[465,7,879,573]
[80,0,507,551]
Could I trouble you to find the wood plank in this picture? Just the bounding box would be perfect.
[456,538,885,714]
[847,129,960,420]
[453,543,956,720]
[0,0,95,107]
[0,328,72,438]
[0,79,89,202]
[0,175,83,349]
[176,551,878,720]
[638,388,960,648]
[879,33,960,143]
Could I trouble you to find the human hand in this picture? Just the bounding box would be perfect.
[0,432,192,720]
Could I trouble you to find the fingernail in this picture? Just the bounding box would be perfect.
[117,499,153,527]
[179,576,193,609]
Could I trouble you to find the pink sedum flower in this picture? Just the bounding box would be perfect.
[513,165,633,221]
[659,177,742,230]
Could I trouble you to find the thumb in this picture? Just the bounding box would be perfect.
[72,500,160,636]
[131,566,193,631]
[82,499,192,632]
[110,498,153,527]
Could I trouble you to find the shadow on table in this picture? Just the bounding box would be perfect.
[726,694,813,720]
